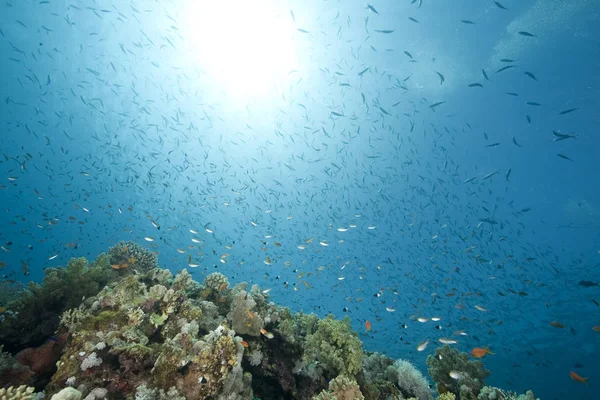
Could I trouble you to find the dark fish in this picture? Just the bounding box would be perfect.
[408,17,419,23]
[512,137,521,147]
[518,31,537,37]
[579,280,599,287]
[524,71,537,81]
[379,106,391,115]
[494,1,508,9]
[482,69,489,80]
[526,102,541,106]
[506,92,519,96]
[485,143,500,148]
[526,115,531,124]
[468,83,483,88]
[367,4,379,14]
[500,59,515,62]
[358,68,370,76]
[591,298,600,307]
[496,65,516,73]
[482,170,501,179]
[375,29,395,34]
[436,71,445,85]
[297,28,310,33]
[404,51,413,59]
[461,20,476,24]
[558,108,579,115]
[505,168,512,181]
[429,101,445,110]
[552,130,577,141]
[556,153,573,161]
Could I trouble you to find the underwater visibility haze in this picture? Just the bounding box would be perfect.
[0,0,599,399]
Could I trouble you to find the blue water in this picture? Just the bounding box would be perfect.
[1,0,599,398]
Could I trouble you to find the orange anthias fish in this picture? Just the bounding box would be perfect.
[365,321,371,332]
[470,346,494,358]
[570,371,589,386]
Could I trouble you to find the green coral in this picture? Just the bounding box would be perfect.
[277,311,319,346]
[427,346,490,399]
[0,280,24,308]
[0,255,114,352]
[303,315,363,379]
[313,375,364,400]
[438,394,456,400]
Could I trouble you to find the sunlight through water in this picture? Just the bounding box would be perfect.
[182,0,300,103]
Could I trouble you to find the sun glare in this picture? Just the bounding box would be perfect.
[183,0,299,101]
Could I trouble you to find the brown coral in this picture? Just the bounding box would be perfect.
[15,333,67,376]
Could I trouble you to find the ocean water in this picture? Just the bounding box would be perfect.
[1,0,599,399]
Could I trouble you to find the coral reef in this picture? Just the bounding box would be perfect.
[0,255,114,353]
[0,345,34,388]
[0,280,24,308]
[313,375,365,400]
[108,241,158,273]
[477,387,539,400]
[50,387,82,400]
[438,393,456,400]
[0,385,36,400]
[303,315,363,379]
[357,352,399,399]
[385,359,433,400]
[45,268,250,399]
[427,346,490,400]
[0,248,539,400]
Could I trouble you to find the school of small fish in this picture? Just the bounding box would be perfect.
[0,0,598,396]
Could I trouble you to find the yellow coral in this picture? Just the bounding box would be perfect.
[437,393,456,400]
[0,385,36,400]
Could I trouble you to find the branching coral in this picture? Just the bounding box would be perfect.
[427,346,490,399]
[0,385,36,400]
[303,315,363,379]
